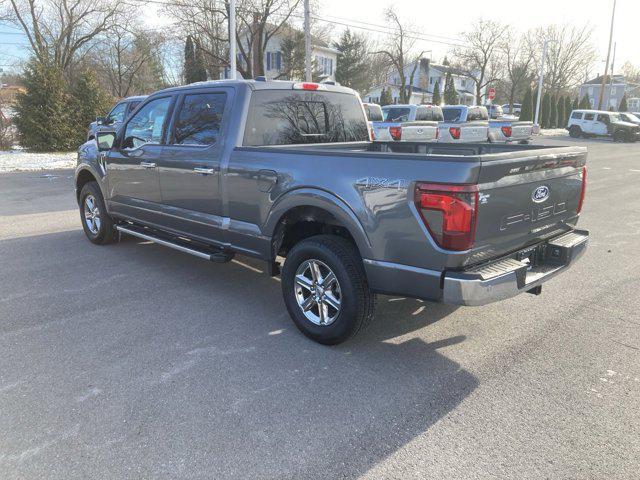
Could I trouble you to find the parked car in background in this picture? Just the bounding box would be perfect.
[76,79,589,344]
[86,95,147,141]
[439,105,489,143]
[372,104,441,142]
[484,104,504,119]
[618,112,640,125]
[502,103,522,116]
[567,110,640,142]
[488,118,533,144]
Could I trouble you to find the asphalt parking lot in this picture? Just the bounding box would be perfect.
[0,136,639,479]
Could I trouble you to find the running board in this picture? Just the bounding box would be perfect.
[116,225,234,263]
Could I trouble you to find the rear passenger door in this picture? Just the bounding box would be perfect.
[156,88,231,244]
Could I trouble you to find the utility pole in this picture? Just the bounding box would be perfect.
[229,0,237,80]
[534,39,548,128]
[304,0,312,82]
[608,42,617,110]
[598,0,616,110]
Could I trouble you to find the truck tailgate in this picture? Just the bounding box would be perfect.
[472,147,587,261]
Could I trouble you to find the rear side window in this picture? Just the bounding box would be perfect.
[584,113,595,120]
[571,112,583,119]
[243,90,368,146]
[172,92,226,146]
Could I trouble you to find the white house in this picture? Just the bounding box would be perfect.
[223,24,339,82]
[363,59,480,105]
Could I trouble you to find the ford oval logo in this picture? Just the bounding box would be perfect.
[532,185,550,203]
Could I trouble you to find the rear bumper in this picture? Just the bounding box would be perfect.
[442,229,589,306]
[363,229,588,305]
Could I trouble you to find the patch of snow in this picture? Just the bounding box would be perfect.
[0,150,76,173]
[539,128,568,137]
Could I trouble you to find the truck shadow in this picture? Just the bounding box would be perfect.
[0,230,477,479]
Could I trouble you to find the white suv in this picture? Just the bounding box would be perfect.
[567,110,640,142]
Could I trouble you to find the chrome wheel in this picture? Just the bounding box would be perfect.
[83,194,101,235]
[294,259,342,326]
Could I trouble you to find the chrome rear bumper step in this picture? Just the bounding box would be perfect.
[116,225,234,263]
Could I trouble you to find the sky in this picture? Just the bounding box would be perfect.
[0,0,635,80]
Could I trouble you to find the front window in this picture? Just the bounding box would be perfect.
[382,107,411,122]
[124,96,172,148]
[107,102,127,123]
[243,90,368,146]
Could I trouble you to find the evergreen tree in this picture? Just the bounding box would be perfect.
[379,87,392,106]
[549,94,558,128]
[556,95,565,128]
[443,72,458,105]
[578,93,591,109]
[619,94,628,112]
[69,70,113,147]
[442,56,450,66]
[333,29,370,93]
[572,96,579,111]
[432,80,441,105]
[541,91,551,128]
[184,35,206,83]
[519,86,533,121]
[564,96,573,124]
[14,60,74,151]
[193,38,208,82]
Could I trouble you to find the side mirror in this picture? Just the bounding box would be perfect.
[96,116,107,126]
[96,130,116,151]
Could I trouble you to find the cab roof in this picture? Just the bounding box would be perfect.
[152,79,357,96]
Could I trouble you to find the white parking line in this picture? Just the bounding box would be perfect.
[603,167,612,170]
[630,169,640,173]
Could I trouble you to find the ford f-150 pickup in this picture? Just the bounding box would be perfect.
[76,79,589,345]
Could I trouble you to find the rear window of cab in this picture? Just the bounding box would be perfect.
[243,90,369,146]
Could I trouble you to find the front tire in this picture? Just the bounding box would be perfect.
[79,181,118,245]
[281,235,376,345]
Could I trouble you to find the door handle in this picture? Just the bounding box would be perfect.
[193,167,215,175]
[140,161,156,169]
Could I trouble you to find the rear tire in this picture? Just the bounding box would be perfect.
[79,181,118,245]
[613,130,628,143]
[569,125,582,138]
[281,235,376,345]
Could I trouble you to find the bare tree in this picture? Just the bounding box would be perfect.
[375,8,425,104]
[163,0,302,80]
[95,22,166,97]
[453,19,506,105]
[500,28,535,111]
[535,24,597,92]
[5,0,124,74]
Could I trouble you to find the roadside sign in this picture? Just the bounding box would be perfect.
[488,87,496,100]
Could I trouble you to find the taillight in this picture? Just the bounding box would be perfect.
[577,166,587,213]
[369,125,375,141]
[449,127,461,140]
[415,183,479,251]
[501,126,512,137]
[389,126,402,141]
[435,127,440,140]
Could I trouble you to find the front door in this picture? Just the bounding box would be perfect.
[156,90,230,245]
[106,95,173,225]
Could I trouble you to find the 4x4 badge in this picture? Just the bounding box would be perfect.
[532,185,550,203]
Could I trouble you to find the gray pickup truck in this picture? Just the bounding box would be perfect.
[76,79,589,345]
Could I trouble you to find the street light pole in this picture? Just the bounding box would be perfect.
[304,0,311,82]
[534,39,548,129]
[598,0,616,110]
[229,0,237,80]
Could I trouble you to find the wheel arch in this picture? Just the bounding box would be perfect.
[265,188,373,268]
